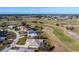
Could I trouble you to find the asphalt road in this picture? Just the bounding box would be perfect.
[2,29,35,52]
[2,29,20,52]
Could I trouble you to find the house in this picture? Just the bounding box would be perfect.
[0,31,7,42]
[18,26,27,32]
[8,25,14,29]
[26,39,43,49]
[26,29,39,39]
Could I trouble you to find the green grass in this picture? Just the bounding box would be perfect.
[16,37,27,45]
[53,27,75,43]
[53,27,79,51]
[0,44,5,51]
[7,32,16,39]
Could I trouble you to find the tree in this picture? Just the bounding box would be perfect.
[35,16,42,19]
[66,27,74,31]
[70,27,74,30]
[48,46,55,51]
[32,21,37,23]
[1,22,7,27]
[39,21,43,24]
[56,23,59,26]
[21,21,26,26]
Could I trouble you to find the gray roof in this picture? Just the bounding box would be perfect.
[26,39,43,48]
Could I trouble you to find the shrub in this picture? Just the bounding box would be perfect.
[56,23,59,26]
[32,21,37,23]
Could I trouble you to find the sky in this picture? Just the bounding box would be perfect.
[0,7,79,14]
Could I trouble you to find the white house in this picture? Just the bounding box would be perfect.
[26,29,38,38]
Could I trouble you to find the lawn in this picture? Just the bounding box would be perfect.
[7,32,16,39]
[0,44,5,51]
[53,27,79,51]
[16,37,27,45]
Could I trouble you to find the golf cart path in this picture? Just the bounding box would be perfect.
[61,27,79,41]
[67,31,79,41]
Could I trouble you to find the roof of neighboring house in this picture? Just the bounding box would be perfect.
[27,30,37,34]
[0,31,7,37]
[26,39,43,48]
[0,37,6,41]
[0,31,7,42]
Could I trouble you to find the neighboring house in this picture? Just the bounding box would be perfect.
[26,27,43,49]
[26,39,43,49]
[18,26,27,32]
[0,27,3,31]
[0,31,7,42]
[8,25,14,29]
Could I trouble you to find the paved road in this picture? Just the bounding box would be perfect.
[2,29,20,52]
[3,29,35,52]
[18,47,34,52]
